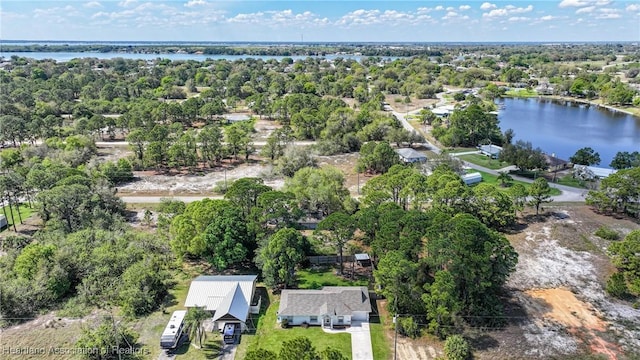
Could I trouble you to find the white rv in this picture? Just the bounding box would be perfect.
[160,310,187,350]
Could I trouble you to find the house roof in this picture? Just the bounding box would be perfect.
[479,145,502,155]
[184,275,257,320]
[543,154,569,167]
[278,286,372,317]
[212,283,249,322]
[574,165,617,179]
[354,253,370,261]
[395,148,427,160]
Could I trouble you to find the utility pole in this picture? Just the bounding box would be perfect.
[393,314,398,360]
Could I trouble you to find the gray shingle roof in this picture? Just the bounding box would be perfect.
[278,286,372,316]
[395,148,427,161]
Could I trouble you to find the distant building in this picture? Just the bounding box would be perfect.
[544,154,571,172]
[573,165,617,179]
[479,144,502,159]
[396,148,427,163]
[461,172,483,185]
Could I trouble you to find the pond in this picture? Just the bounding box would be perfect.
[496,97,640,168]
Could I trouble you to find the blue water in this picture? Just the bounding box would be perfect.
[496,98,640,168]
[0,51,373,62]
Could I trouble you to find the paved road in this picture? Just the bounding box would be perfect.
[347,322,373,360]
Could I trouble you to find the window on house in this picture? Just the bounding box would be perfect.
[310,316,318,323]
[338,316,344,324]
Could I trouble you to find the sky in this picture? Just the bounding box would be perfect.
[0,1,639,42]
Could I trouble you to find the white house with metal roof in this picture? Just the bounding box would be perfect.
[277,286,372,328]
[184,275,259,332]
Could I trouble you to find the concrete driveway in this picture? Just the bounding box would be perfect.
[347,322,373,360]
[219,343,238,360]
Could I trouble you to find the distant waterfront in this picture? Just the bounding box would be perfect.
[497,98,640,168]
[0,51,373,62]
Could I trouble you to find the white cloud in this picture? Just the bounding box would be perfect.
[118,0,137,7]
[595,7,621,19]
[558,0,610,7]
[483,5,533,18]
[229,9,329,27]
[83,1,102,8]
[435,6,444,11]
[540,15,557,21]
[626,4,640,12]
[459,5,471,11]
[480,2,496,10]
[446,7,455,11]
[576,6,595,13]
[508,16,530,22]
[184,0,206,7]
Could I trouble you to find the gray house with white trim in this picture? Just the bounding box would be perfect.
[277,287,371,328]
[396,148,427,163]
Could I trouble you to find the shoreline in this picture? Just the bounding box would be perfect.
[503,94,639,118]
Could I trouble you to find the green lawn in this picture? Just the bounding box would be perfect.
[442,147,478,154]
[297,267,369,289]
[1,204,34,231]
[473,170,562,196]
[504,88,538,97]
[370,322,391,360]
[459,154,511,170]
[237,298,353,359]
[554,174,588,189]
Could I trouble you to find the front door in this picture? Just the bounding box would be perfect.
[323,316,330,327]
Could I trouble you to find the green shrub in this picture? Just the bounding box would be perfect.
[594,226,619,241]
[398,317,420,339]
[444,334,471,360]
[606,272,629,298]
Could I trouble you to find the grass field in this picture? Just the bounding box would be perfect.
[459,154,511,170]
[474,170,562,196]
[370,321,391,360]
[0,204,34,231]
[555,174,588,189]
[297,267,370,289]
[441,147,478,154]
[504,88,538,97]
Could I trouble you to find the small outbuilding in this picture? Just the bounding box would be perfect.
[461,172,483,185]
[354,253,371,267]
[396,148,427,163]
[479,144,502,159]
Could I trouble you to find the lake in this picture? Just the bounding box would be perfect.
[0,51,373,62]
[496,97,640,168]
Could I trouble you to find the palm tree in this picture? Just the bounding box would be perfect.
[184,306,209,348]
[497,171,513,187]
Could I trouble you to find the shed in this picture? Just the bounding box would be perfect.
[224,114,251,123]
[354,253,371,267]
[0,215,7,229]
[396,148,427,163]
[461,172,483,185]
[479,145,503,159]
